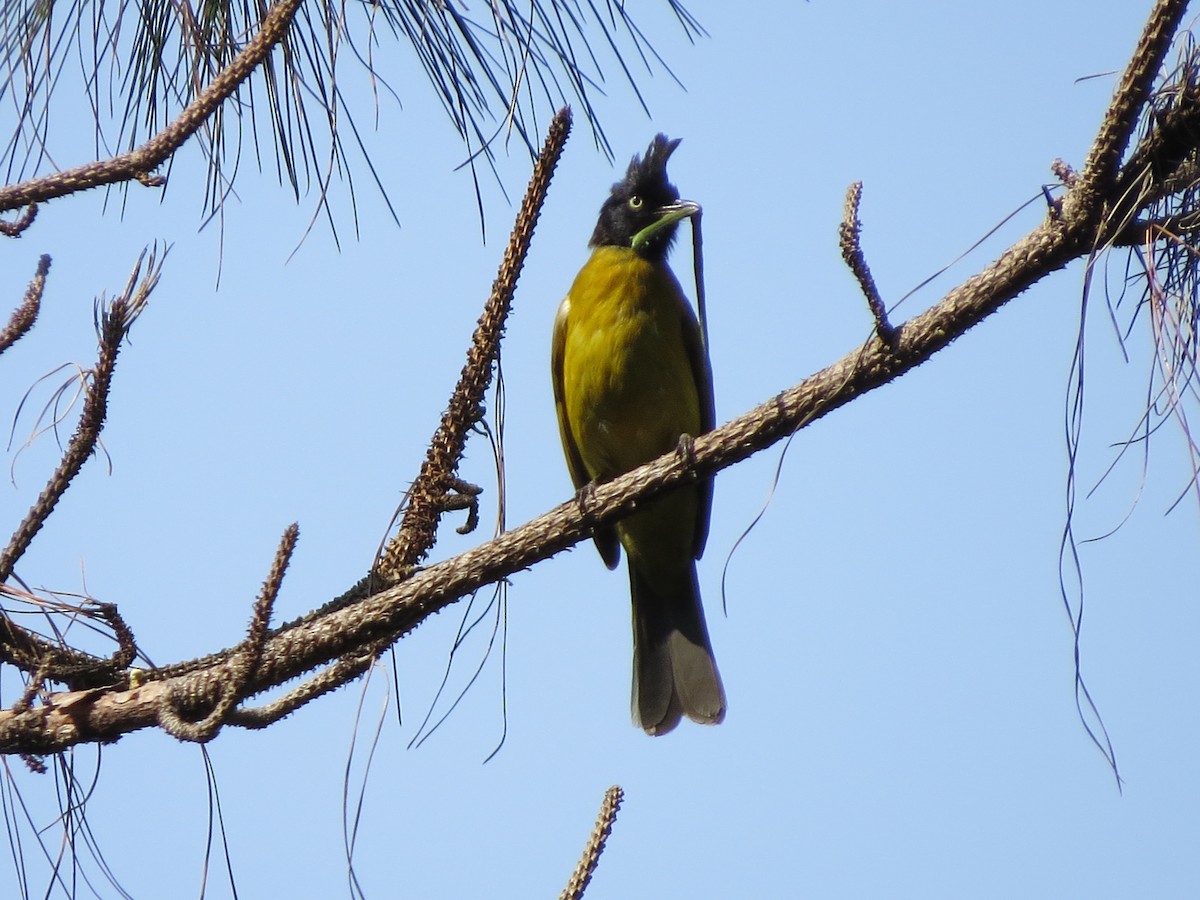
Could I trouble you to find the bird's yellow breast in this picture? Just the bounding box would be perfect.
[559,246,701,483]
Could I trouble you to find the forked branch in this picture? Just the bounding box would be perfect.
[0,251,162,690]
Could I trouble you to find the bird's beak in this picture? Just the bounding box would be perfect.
[631,199,701,252]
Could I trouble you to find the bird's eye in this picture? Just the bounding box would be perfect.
[628,195,643,210]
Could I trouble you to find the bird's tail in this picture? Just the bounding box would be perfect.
[630,562,726,736]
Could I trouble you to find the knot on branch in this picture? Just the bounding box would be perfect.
[158,523,296,742]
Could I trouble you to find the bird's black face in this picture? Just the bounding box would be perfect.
[589,134,697,261]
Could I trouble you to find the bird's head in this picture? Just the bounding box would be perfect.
[589,134,700,261]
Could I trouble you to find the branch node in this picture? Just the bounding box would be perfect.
[158,523,299,742]
[227,642,384,729]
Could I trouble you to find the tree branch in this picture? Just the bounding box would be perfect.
[560,785,623,900]
[376,107,573,582]
[0,255,49,356]
[2,0,1198,756]
[0,0,305,212]
[1065,0,1189,225]
[0,252,162,689]
[0,185,1128,753]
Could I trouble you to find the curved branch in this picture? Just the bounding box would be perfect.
[0,0,305,212]
[1,253,160,584]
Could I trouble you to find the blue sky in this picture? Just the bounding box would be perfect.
[2,0,1198,897]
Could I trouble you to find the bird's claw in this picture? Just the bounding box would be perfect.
[438,477,483,535]
[575,481,600,518]
[675,433,697,472]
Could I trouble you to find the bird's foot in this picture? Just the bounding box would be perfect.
[438,477,483,535]
[675,433,698,474]
[575,481,600,519]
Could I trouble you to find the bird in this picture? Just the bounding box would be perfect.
[551,134,725,735]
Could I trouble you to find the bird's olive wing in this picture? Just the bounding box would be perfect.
[552,297,621,569]
[682,306,715,559]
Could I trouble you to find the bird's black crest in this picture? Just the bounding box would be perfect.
[622,133,681,199]
[590,134,685,258]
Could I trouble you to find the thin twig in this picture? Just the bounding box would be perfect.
[691,211,709,351]
[376,106,572,582]
[20,754,45,773]
[0,0,306,211]
[0,255,49,356]
[11,657,51,713]
[94,602,138,671]
[0,251,161,687]
[1052,159,1079,187]
[0,251,159,583]
[560,785,624,900]
[0,205,37,237]
[839,182,895,345]
[158,524,298,742]
[227,644,385,729]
